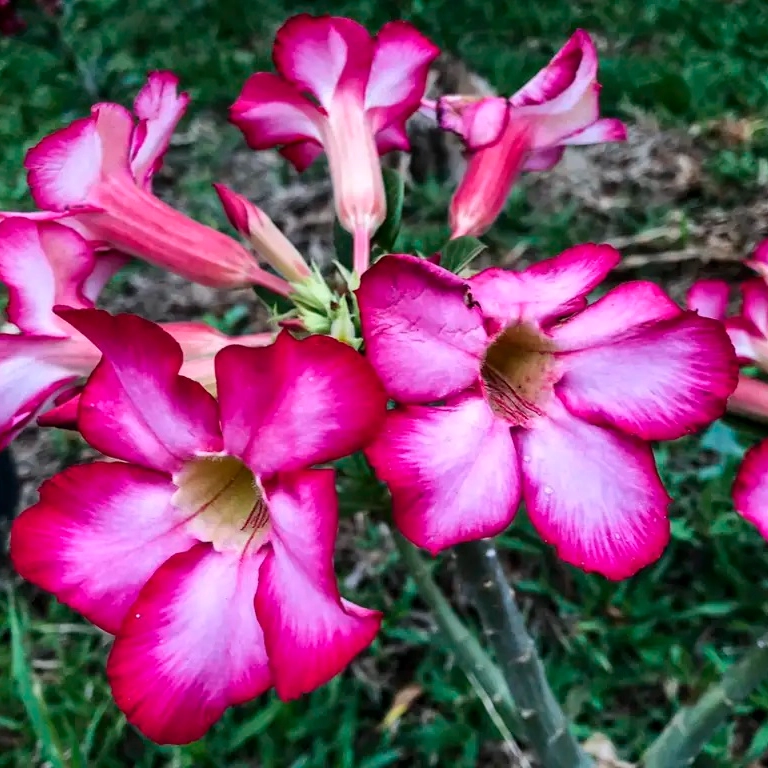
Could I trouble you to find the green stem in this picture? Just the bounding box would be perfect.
[393,534,521,740]
[454,540,593,768]
[643,630,768,767]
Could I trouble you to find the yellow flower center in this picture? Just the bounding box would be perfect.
[172,455,269,553]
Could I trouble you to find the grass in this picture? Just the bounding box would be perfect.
[3,0,768,765]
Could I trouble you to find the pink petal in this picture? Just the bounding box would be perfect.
[365,393,520,553]
[741,279,768,339]
[551,280,680,349]
[229,72,324,153]
[130,71,190,187]
[81,250,129,303]
[37,391,81,429]
[522,146,566,171]
[0,333,98,447]
[273,14,374,111]
[374,121,411,154]
[364,21,440,134]
[256,470,381,699]
[107,544,271,745]
[557,310,738,440]
[25,116,104,210]
[438,96,510,151]
[278,140,324,171]
[726,317,764,364]
[0,219,95,336]
[216,331,387,476]
[686,279,730,321]
[469,243,620,329]
[60,309,222,473]
[91,103,134,174]
[11,462,196,634]
[357,254,487,403]
[560,117,627,145]
[511,30,597,108]
[518,403,671,579]
[733,439,768,540]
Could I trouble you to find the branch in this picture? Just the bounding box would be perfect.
[643,631,768,767]
[454,540,593,768]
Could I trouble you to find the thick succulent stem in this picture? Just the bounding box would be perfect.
[454,539,593,768]
[643,630,768,767]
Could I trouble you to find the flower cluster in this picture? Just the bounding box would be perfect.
[6,13,737,745]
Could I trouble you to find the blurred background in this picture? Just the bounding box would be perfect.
[2,0,768,765]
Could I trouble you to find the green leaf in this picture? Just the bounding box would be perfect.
[372,167,405,252]
[745,719,768,761]
[439,236,487,274]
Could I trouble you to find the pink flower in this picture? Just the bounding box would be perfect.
[430,31,626,238]
[230,14,439,274]
[11,312,387,744]
[0,0,24,35]
[356,248,737,579]
[746,238,768,281]
[687,278,768,369]
[0,218,272,447]
[10,72,288,292]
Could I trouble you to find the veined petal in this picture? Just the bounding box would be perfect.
[733,439,768,540]
[108,544,271,745]
[25,116,103,210]
[0,219,95,336]
[551,280,680,349]
[10,462,196,634]
[687,279,730,321]
[229,72,324,153]
[60,309,222,473]
[366,393,520,553]
[357,254,487,403]
[131,71,190,187]
[257,470,381,699]
[216,331,386,476]
[273,14,373,110]
[365,21,440,134]
[469,244,620,329]
[557,309,737,440]
[518,404,671,580]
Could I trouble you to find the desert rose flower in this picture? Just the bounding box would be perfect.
[357,247,737,579]
[11,312,387,744]
[0,218,271,446]
[5,72,287,292]
[426,31,626,238]
[230,14,439,274]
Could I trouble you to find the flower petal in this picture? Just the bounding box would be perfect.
[216,331,386,476]
[551,280,680,349]
[741,279,768,339]
[230,72,323,154]
[273,14,373,110]
[25,116,104,210]
[107,544,271,745]
[256,469,381,699]
[518,404,671,579]
[521,146,565,171]
[59,309,222,473]
[365,21,440,133]
[686,279,729,321]
[80,250,129,304]
[11,462,196,634]
[469,243,620,329]
[437,96,510,151]
[560,117,627,145]
[733,439,768,540]
[357,254,487,403]
[366,392,520,553]
[278,140,324,171]
[374,121,411,154]
[0,218,95,336]
[557,308,737,440]
[130,71,190,187]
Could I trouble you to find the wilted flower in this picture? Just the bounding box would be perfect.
[357,248,737,578]
[11,313,388,743]
[230,13,439,273]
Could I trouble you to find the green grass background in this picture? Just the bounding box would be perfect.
[2,0,768,765]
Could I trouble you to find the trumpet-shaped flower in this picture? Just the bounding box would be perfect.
[357,248,737,578]
[5,72,287,291]
[11,312,387,744]
[428,31,626,238]
[230,14,439,273]
[0,218,271,446]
